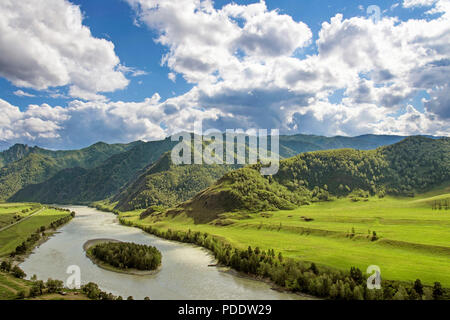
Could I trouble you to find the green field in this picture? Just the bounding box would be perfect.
[0,271,90,300]
[120,189,450,287]
[0,203,41,229]
[0,204,72,257]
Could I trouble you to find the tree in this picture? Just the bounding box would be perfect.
[46,278,64,293]
[353,285,364,300]
[0,260,11,272]
[413,279,423,296]
[127,296,134,300]
[393,286,408,300]
[12,266,26,278]
[30,280,45,297]
[278,252,283,262]
[309,263,319,275]
[433,282,443,300]
[144,296,150,300]
[350,267,363,285]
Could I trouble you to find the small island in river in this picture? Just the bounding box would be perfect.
[84,239,162,276]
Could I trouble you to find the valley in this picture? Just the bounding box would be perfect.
[118,188,450,287]
[0,134,448,300]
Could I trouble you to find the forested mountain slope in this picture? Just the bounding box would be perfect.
[0,141,139,169]
[111,152,234,211]
[10,138,177,203]
[0,142,140,200]
[166,136,449,223]
[6,134,413,205]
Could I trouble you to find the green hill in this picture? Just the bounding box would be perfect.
[278,134,406,158]
[10,138,177,204]
[6,134,410,205]
[0,141,139,169]
[108,134,408,212]
[111,152,234,211]
[0,142,140,201]
[166,136,449,223]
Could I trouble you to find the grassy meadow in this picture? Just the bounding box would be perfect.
[0,203,41,229]
[0,271,89,300]
[0,203,72,257]
[120,187,450,287]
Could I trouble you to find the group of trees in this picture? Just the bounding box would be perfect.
[10,210,75,257]
[431,199,449,211]
[276,137,449,199]
[1,261,135,300]
[0,261,26,279]
[81,282,149,300]
[90,242,162,271]
[122,220,447,300]
[28,278,64,298]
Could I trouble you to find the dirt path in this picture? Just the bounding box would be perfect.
[0,207,45,233]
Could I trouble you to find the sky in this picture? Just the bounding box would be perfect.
[0,0,449,149]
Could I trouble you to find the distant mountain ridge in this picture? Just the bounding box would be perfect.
[4,133,419,205]
[9,138,177,203]
[0,141,142,201]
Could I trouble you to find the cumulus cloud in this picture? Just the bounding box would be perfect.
[13,90,35,97]
[122,0,450,134]
[403,0,437,8]
[168,72,177,82]
[0,0,129,100]
[0,93,226,149]
[1,0,449,149]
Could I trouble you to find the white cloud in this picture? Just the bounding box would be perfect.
[123,0,450,133]
[13,90,35,97]
[1,0,450,149]
[0,93,225,149]
[0,0,129,100]
[117,64,148,77]
[403,0,437,8]
[168,72,176,82]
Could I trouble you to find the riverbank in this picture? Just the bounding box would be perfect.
[0,205,75,264]
[83,238,162,276]
[20,206,300,300]
[117,209,449,300]
[117,216,320,300]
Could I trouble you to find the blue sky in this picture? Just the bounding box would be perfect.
[0,0,448,149]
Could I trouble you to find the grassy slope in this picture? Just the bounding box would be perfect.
[0,271,89,300]
[120,186,450,287]
[0,206,72,256]
[0,203,40,229]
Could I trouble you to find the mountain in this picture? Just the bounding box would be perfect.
[0,140,11,152]
[164,136,450,223]
[0,141,140,200]
[0,141,140,169]
[6,133,414,205]
[111,152,234,211]
[10,138,177,204]
[278,134,406,158]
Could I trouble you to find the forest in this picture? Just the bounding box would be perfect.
[170,136,450,223]
[89,242,162,271]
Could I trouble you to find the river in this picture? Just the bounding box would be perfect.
[19,206,307,300]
